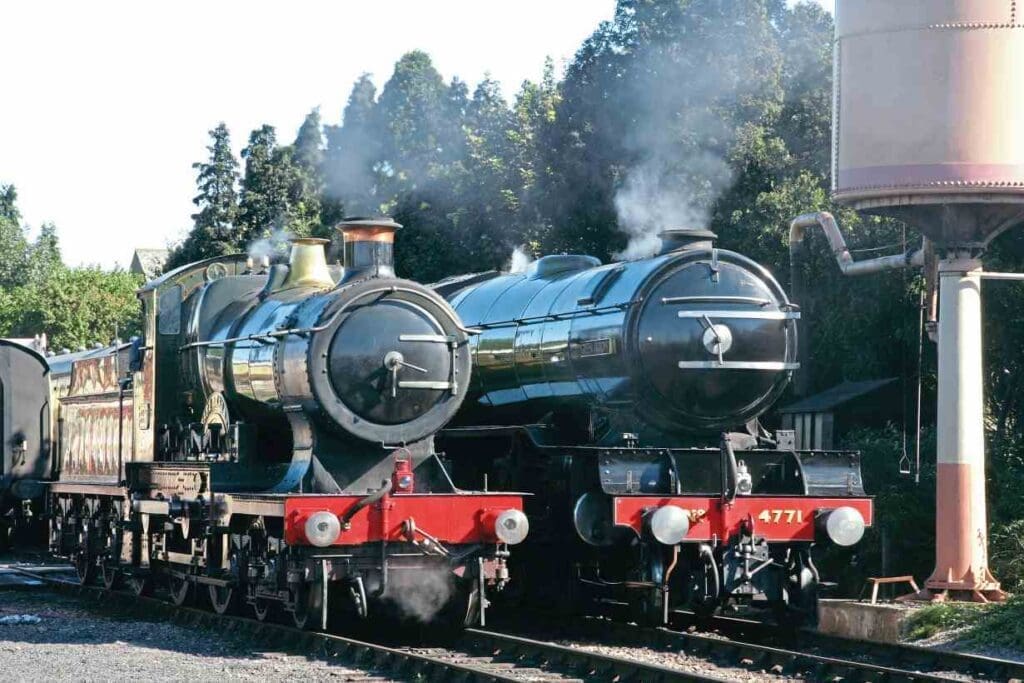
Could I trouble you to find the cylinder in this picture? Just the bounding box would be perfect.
[833,0,1024,209]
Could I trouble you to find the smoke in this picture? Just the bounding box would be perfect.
[247,227,294,262]
[609,3,778,261]
[381,566,455,623]
[613,152,732,260]
[508,245,534,273]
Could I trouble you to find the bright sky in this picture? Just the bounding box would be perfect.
[1,0,831,270]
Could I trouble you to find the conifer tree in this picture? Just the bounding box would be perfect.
[323,74,381,218]
[167,123,240,268]
[0,184,20,223]
[238,125,292,244]
[289,109,325,237]
[0,185,29,289]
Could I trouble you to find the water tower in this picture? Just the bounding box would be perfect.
[793,0,1024,601]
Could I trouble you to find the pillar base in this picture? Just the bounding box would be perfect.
[904,586,1007,603]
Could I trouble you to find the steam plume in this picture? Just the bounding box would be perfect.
[381,566,456,623]
[508,245,534,274]
[247,227,294,262]
[610,4,775,260]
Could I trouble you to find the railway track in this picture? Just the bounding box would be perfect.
[546,616,1009,682]
[5,561,1019,681]
[691,612,1024,682]
[1,563,719,682]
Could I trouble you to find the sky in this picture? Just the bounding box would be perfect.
[1,0,831,270]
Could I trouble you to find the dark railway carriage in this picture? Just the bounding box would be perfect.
[0,340,52,549]
[435,229,872,625]
[6,218,528,629]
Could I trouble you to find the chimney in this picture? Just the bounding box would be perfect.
[337,217,401,281]
[657,228,717,255]
[281,237,334,289]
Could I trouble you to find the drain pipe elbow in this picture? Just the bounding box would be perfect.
[789,211,923,280]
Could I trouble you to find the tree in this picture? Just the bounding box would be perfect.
[453,76,521,270]
[167,123,240,268]
[4,267,143,351]
[27,222,62,285]
[0,184,19,223]
[0,184,30,290]
[324,74,382,219]
[509,58,561,250]
[375,51,461,205]
[0,190,139,351]
[237,125,293,245]
[288,109,326,237]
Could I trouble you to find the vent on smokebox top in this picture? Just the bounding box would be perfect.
[337,216,402,281]
[657,228,717,255]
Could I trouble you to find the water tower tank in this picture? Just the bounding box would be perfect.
[828,0,1024,602]
[833,0,1024,246]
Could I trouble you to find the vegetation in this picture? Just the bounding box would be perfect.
[0,184,142,351]
[4,0,1024,608]
[904,596,1024,650]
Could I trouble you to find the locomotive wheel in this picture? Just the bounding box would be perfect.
[0,521,11,553]
[253,596,272,622]
[633,587,666,627]
[290,580,325,630]
[434,577,481,630]
[101,562,122,590]
[208,584,237,615]
[168,574,192,607]
[127,575,153,597]
[631,547,668,626]
[772,549,819,628]
[686,546,720,619]
[73,524,96,586]
[101,511,123,590]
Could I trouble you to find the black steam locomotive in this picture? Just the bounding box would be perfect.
[0,218,528,629]
[436,228,871,625]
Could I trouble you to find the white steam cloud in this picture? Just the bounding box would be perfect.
[613,151,732,261]
[247,227,294,262]
[508,245,534,274]
[382,566,456,623]
[609,5,772,261]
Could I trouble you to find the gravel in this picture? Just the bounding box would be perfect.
[555,639,791,681]
[0,589,393,681]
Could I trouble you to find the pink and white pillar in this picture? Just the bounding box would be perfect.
[925,257,1003,601]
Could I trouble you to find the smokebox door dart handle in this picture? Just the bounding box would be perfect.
[699,314,724,364]
[383,351,428,397]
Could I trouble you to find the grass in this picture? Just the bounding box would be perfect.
[903,595,1024,650]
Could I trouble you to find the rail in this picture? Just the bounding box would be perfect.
[6,564,723,682]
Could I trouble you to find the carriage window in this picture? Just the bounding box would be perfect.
[158,285,182,335]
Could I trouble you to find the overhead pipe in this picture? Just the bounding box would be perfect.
[789,212,924,280]
[788,211,925,396]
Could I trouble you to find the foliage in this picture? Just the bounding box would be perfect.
[167,123,240,269]
[814,426,938,595]
[989,519,1024,592]
[0,184,20,223]
[0,187,141,350]
[904,601,987,641]
[904,596,1024,649]
[3,267,143,351]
